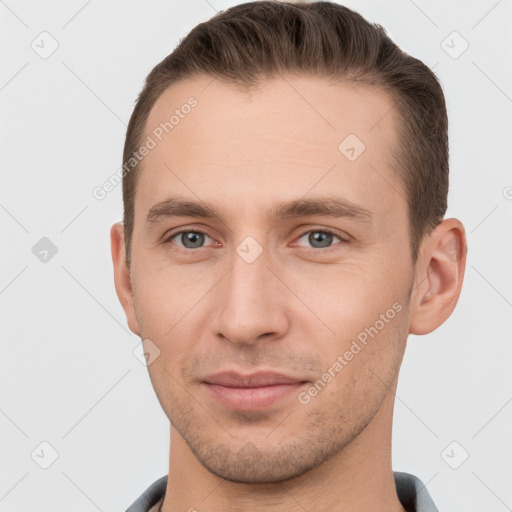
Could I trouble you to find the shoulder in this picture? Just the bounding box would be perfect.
[394,471,439,512]
[125,475,168,512]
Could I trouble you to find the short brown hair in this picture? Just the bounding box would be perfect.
[122,0,449,268]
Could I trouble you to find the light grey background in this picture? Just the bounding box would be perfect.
[1,0,511,510]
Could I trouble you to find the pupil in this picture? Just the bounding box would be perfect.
[183,232,204,248]
[309,231,332,248]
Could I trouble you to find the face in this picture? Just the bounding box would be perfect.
[124,75,416,483]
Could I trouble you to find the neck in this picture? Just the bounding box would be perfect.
[161,382,405,512]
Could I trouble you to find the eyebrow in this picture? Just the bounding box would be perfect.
[146,196,373,227]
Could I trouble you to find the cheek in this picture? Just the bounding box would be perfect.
[290,257,408,335]
[311,302,408,417]
[294,259,410,390]
[131,258,217,336]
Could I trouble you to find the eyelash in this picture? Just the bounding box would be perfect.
[163,227,348,252]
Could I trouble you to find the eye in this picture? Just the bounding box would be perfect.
[167,230,216,249]
[164,228,346,252]
[295,229,346,249]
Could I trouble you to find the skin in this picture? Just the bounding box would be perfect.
[111,74,467,511]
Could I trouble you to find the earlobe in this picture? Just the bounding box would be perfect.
[409,218,467,335]
[110,222,141,337]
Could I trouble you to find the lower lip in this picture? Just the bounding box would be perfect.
[203,382,307,411]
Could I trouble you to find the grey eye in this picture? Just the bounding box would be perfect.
[172,231,212,249]
[297,230,341,249]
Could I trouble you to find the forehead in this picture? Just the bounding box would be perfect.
[136,74,405,228]
[145,74,397,152]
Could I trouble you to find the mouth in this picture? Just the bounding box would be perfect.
[202,371,309,412]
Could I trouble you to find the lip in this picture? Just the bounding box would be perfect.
[202,371,308,411]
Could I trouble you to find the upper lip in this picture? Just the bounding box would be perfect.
[203,371,307,388]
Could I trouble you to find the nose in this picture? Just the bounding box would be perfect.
[212,244,290,346]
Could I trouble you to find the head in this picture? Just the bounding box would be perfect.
[111,0,466,483]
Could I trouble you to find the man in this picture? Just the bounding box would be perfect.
[111,1,467,510]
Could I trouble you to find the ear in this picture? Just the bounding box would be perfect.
[110,222,141,336]
[409,218,467,335]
